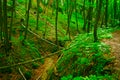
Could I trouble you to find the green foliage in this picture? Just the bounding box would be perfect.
[0,68,12,74]
[61,74,113,80]
[38,7,43,13]
[57,29,114,79]
[17,0,26,4]
[98,28,113,39]
[23,40,41,58]
[32,62,40,69]
[0,53,4,58]
[24,70,32,80]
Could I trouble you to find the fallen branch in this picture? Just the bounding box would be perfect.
[16,10,58,47]
[21,24,62,48]
[0,50,62,69]
[19,68,27,80]
[0,41,77,70]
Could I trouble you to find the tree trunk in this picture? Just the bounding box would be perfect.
[87,0,93,33]
[114,0,117,20]
[3,0,9,52]
[36,0,40,30]
[94,0,102,42]
[66,0,74,40]
[24,0,31,40]
[0,0,3,41]
[75,0,79,33]
[55,0,58,46]
[9,0,15,41]
[105,0,108,27]
[83,0,86,31]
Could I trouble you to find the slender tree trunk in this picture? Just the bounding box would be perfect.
[3,0,9,52]
[55,0,58,46]
[114,0,117,20]
[66,0,73,40]
[9,0,15,41]
[83,0,86,31]
[94,0,102,42]
[75,0,79,33]
[0,0,3,41]
[119,1,120,26]
[24,0,31,40]
[36,0,40,30]
[87,0,93,33]
[105,0,108,27]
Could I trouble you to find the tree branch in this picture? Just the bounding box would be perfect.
[19,68,27,80]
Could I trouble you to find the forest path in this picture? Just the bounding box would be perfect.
[31,54,58,80]
[102,30,120,78]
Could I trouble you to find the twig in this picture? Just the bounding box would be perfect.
[19,68,27,80]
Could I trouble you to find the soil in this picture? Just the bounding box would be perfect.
[102,30,120,79]
[31,54,58,80]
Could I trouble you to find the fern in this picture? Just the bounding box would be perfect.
[57,29,114,79]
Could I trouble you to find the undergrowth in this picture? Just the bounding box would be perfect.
[56,28,116,80]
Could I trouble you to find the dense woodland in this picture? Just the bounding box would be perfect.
[0,0,120,80]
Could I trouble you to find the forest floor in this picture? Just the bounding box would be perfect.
[31,30,120,80]
[32,30,120,80]
[102,30,120,79]
[31,54,58,80]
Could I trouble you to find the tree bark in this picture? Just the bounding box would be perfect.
[94,0,102,42]
[75,0,79,33]
[114,0,117,20]
[3,0,9,52]
[105,0,108,27]
[9,0,15,41]
[0,0,3,41]
[55,0,58,46]
[83,0,86,31]
[36,0,40,30]
[87,0,93,33]
[24,0,31,40]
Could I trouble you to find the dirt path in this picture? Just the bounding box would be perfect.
[31,55,58,80]
[102,30,120,78]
